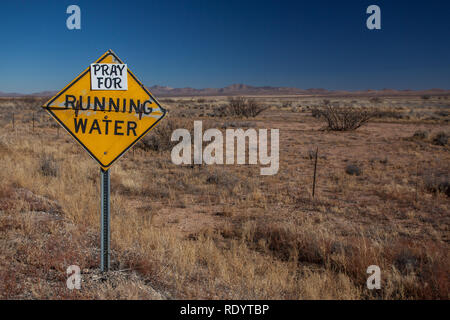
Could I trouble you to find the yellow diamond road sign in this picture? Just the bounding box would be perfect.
[43,50,167,169]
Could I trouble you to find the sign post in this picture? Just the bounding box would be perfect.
[100,168,110,271]
[43,50,166,272]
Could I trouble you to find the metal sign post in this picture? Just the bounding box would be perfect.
[100,168,110,272]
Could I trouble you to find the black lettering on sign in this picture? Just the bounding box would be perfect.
[74,118,87,133]
[116,64,125,76]
[129,99,141,114]
[92,64,101,75]
[64,95,154,116]
[114,120,124,136]
[111,77,121,89]
[91,63,128,90]
[65,95,76,108]
[142,100,153,114]
[102,119,112,134]
[101,64,109,76]
[109,98,119,112]
[89,119,102,134]
[73,118,138,136]
[127,121,137,136]
[94,97,105,111]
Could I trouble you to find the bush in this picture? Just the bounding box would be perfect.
[345,164,362,176]
[373,110,405,119]
[137,117,191,152]
[412,130,429,140]
[213,97,268,118]
[206,170,240,194]
[39,154,59,177]
[432,132,448,146]
[314,105,374,131]
[281,101,292,108]
[137,117,217,152]
[370,97,383,104]
[311,108,322,118]
[423,172,449,197]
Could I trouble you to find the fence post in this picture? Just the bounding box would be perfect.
[312,147,318,198]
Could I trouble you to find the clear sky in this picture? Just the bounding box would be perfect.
[1,0,449,93]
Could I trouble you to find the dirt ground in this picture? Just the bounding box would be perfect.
[0,94,448,299]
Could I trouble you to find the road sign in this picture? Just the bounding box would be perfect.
[43,50,167,169]
[43,50,167,272]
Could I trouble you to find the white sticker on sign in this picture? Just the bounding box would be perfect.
[90,63,128,90]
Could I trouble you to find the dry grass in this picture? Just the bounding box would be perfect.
[0,95,448,299]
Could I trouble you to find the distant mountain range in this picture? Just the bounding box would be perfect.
[1,84,450,98]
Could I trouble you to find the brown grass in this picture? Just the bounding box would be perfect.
[0,95,448,299]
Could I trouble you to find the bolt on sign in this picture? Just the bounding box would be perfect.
[43,50,167,169]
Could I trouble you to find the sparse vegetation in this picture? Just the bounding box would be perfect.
[0,94,448,300]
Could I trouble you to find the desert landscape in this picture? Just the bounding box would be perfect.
[0,90,448,299]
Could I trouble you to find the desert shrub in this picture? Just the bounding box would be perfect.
[423,172,449,197]
[281,101,292,108]
[0,140,9,156]
[245,223,329,264]
[137,117,217,152]
[370,97,383,104]
[136,117,191,152]
[307,149,317,160]
[345,164,362,176]
[212,97,268,118]
[160,98,175,103]
[141,183,170,199]
[373,110,405,119]
[206,170,238,192]
[434,110,449,118]
[39,154,59,177]
[311,108,322,118]
[393,248,420,273]
[421,95,431,100]
[314,105,374,131]
[432,132,448,146]
[412,130,429,140]
[220,121,255,128]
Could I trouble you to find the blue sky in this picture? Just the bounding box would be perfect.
[0,0,449,93]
